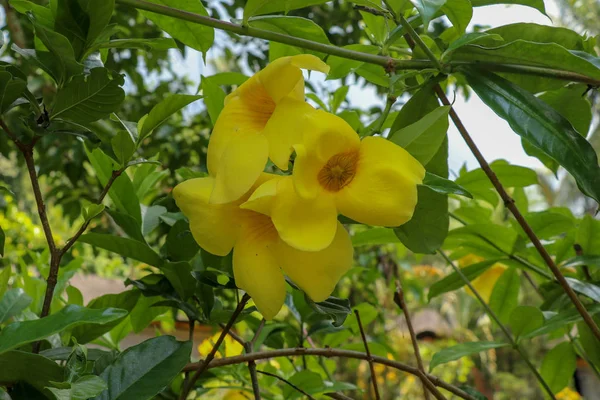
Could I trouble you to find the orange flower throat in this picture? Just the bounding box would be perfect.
[318,151,359,192]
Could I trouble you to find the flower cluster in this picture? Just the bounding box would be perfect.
[174,55,425,319]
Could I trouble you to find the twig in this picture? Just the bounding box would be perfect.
[219,323,245,347]
[249,319,266,351]
[245,318,266,400]
[354,310,381,400]
[180,294,251,400]
[257,370,315,400]
[438,252,556,399]
[182,347,479,400]
[574,244,592,281]
[394,281,447,400]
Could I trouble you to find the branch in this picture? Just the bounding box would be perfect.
[256,371,315,400]
[180,294,251,400]
[182,347,478,400]
[354,309,381,400]
[113,0,600,87]
[245,318,266,400]
[394,281,446,400]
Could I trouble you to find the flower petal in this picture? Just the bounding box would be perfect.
[240,175,283,216]
[271,177,338,251]
[262,97,317,170]
[278,222,353,302]
[172,177,241,256]
[335,136,425,227]
[233,217,286,320]
[210,132,269,204]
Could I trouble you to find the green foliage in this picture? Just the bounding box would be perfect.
[540,342,577,394]
[430,341,509,371]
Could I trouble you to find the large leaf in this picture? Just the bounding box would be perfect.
[0,72,27,114]
[32,21,83,84]
[488,267,519,324]
[509,306,544,340]
[243,0,329,20]
[470,0,546,15]
[540,342,576,394]
[389,106,450,165]
[52,68,125,123]
[430,341,509,371]
[78,0,115,46]
[428,259,503,300]
[411,0,447,29]
[578,319,600,368]
[441,0,472,34]
[94,336,192,400]
[9,0,55,28]
[0,288,32,323]
[0,351,63,392]
[0,305,126,354]
[139,0,213,54]
[422,172,472,198]
[138,94,202,141]
[565,278,600,303]
[79,233,163,267]
[523,304,600,339]
[463,68,600,204]
[200,76,226,126]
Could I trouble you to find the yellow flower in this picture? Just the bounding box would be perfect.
[459,255,508,303]
[198,331,243,359]
[556,387,581,400]
[207,54,329,205]
[244,111,425,251]
[173,174,353,320]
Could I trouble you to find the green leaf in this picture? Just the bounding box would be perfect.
[523,304,600,339]
[541,342,576,394]
[165,220,200,262]
[83,203,105,222]
[283,370,323,399]
[139,0,213,54]
[488,267,519,324]
[560,255,600,269]
[430,341,509,371]
[306,295,351,327]
[138,94,202,141]
[578,319,600,368]
[94,336,192,400]
[71,375,108,400]
[96,38,177,51]
[78,0,115,46]
[79,233,163,267]
[343,303,378,334]
[464,68,600,204]
[411,0,447,29]
[32,21,83,84]
[447,224,518,255]
[105,208,145,243]
[577,215,600,256]
[360,11,389,45]
[0,288,32,323]
[244,0,329,21]
[0,351,63,392]
[442,33,503,59]
[441,0,472,34]
[9,0,55,28]
[510,306,544,340]
[141,205,167,236]
[85,146,141,222]
[160,262,195,301]
[422,172,472,198]
[0,305,127,354]
[111,131,136,167]
[326,44,380,80]
[71,290,140,344]
[0,226,4,257]
[565,278,600,303]
[470,0,546,15]
[201,76,226,126]
[428,259,503,301]
[0,72,27,114]
[389,106,450,165]
[351,228,401,247]
[52,68,124,123]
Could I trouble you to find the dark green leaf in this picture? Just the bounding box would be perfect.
[138,94,202,141]
[488,267,519,324]
[0,305,127,354]
[422,172,472,198]
[95,38,177,51]
[0,226,4,257]
[71,375,108,400]
[141,205,167,236]
[165,220,200,262]
[139,0,213,54]
[306,295,351,327]
[105,208,145,243]
[111,131,136,166]
[160,262,195,301]
[0,351,63,392]
[32,21,83,84]
[52,68,125,123]
[430,341,509,371]
[428,259,504,301]
[442,33,503,59]
[510,306,544,340]
[9,0,55,28]
[578,319,600,368]
[78,0,115,46]
[79,233,163,267]
[94,336,192,400]
[541,342,576,394]
[0,72,27,114]
[0,288,32,323]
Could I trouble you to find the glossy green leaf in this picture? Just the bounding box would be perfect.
[0,305,127,354]
[94,336,192,400]
[422,172,473,198]
[541,342,576,394]
[9,0,55,28]
[464,68,600,204]
[78,0,115,46]
[165,220,200,262]
[71,375,108,400]
[441,0,472,34]
[0,351,63,392]
[389,106,450,165]
[560,255,600,269]
[138,94,202,141]
[411,0,447,29]
[201,76,226,126]
[71,290,140,344]
[0,288,32,323]
[105,209,145,243]
[160,262,195,301]
[428,259,503,301]
[430,341,509,371]
[565,278,600,303]
[52,68,125,123]
[111,131,136,166]
[510,306,544,340]
[351,228,401,247]
[85,146,141,222]
[32,21,83,84]
[244,0,329,21]
[139,0,213,54]
[488,267,519,324]
[79,233,163,267]
[470,0,546,15]
[0,72,27,114]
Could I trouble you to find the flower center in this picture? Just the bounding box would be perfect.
[318,151,359,192]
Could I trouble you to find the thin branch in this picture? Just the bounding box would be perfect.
[394,281,447,400]
[574,244,592,281]
[397,13,442,71]
[245,343,261,400]
[180,294,251,400]
[182,347,478,400]
[438,252,556,399]
[257,370,315,400]
[249,319,266,351]
[219,323,246,347]
[354,309,381,400]
[113,0,600,87]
